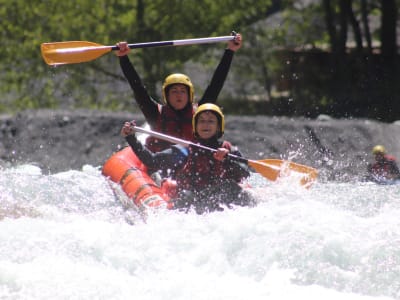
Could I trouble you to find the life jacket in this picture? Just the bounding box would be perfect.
[175,139,233,191]
[370,155,398,178]
[146,104,194,152]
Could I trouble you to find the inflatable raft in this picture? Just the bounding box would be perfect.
[102,147,173,209]
[102,147,254,211]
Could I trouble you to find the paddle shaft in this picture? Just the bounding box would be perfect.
[133,126,271,168]
[111,35,236,51]
[132,126,318,186]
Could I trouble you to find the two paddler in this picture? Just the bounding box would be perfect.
[115,32,242,152]
[117,32,252,213]
[121,103,254,214]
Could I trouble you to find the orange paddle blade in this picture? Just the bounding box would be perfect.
[41,41,112,66]
[247,160,281,182]
[257,159,318,187]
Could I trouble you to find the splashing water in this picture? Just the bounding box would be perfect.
[0,164,399,300]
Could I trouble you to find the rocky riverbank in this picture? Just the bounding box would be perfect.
[1,109,399,182]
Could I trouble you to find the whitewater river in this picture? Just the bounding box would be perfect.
[0,164,399,300]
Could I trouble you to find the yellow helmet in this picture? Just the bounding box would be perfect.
[192,103,225,138]
[162,73,194,104]
[372,145,386,155]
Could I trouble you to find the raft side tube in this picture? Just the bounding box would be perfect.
[102,147,172,209]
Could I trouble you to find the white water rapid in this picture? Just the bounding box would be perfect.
[0,164,399,300]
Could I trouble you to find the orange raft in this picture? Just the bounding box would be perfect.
[102,147,173,210]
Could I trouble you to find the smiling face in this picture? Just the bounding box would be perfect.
[195,111,219,139]
[167,84,189,110]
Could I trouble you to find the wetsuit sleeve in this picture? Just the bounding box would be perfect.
[224,148,250,181]
[389,160,400,178]
[198,49,234,105]
[119,55,160,127]
[125,135,188,171]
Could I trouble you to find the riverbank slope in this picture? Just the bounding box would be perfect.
[1,109,399,182]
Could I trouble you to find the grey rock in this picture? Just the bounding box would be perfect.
[1,109,399,183]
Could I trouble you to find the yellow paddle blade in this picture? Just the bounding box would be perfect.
[248,159,318,188]
[247,160,281,182]
[259,159,317,174]
[41,41,112,66]
[258,159,318,188]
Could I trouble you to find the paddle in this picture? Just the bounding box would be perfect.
[41,35,236,66]
[132,126,318,187]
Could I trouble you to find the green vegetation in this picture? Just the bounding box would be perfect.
[1,1,399,121]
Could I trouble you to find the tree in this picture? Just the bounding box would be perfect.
[0,0,272,112]
[380,0,397,60]
[267,0,400,121]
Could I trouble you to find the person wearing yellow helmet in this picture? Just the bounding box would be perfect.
[162,73,194,105]
[192,103,225,138]
[367,145,400,183]
[116,32,242,153]
[372,145,386,155]
[120,103,253,213]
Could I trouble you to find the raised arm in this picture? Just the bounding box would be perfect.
[116,42,160,126]
[199,33,242,105]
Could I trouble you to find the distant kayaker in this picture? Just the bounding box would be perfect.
[120,103,253,214]
[115,32,242,152]
[367,145,400,183]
